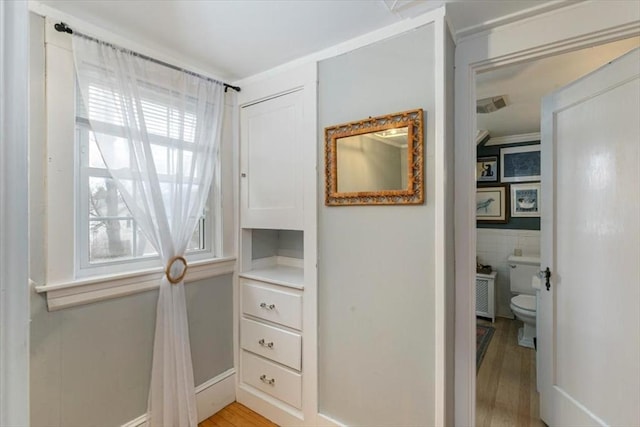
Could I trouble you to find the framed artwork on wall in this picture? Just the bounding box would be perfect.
[476,156,498,182]
[476,185,508,223]
[511,183,541,217]
[500,144,541,182]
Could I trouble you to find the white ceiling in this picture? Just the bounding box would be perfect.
[37,0,628,138]
[36,0,575,80]
[477,36,640,137]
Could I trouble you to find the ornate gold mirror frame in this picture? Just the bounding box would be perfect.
[324,108,424,206]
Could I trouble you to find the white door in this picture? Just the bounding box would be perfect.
[539,48,640,426]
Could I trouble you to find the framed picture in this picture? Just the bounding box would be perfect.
[500,145,541,183]
[476,156,498,182]
[511,183,541,217]
[476,185,508,223]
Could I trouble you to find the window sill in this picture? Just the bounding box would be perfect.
[35,256,236,311]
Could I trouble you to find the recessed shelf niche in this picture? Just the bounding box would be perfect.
[240,229,304,289]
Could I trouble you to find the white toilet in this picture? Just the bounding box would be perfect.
[508,255,540,349]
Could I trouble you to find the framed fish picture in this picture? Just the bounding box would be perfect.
[476,185,509,223]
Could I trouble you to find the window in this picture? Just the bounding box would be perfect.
[74,80,219,277]
[39,33,234,310]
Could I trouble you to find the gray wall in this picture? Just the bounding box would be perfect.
[30,276,233,427]
[318,24,437,426]
[29,14,234,427]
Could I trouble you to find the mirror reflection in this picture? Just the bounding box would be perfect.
[336,127,409,193]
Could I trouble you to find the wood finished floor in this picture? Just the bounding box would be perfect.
[199,402,278,427]
[477,317,546,427]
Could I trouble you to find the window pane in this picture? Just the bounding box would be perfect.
[88,133,106,168]
[87,85,125,126]
[89,177,129,218]
[93,134,131,170]
[188,220,204,251]
[134,226,158,257]
[89,219,134,262]
[151,144,168,175]
[78,80,215,272]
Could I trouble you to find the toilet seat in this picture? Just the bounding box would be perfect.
[511,294,536,312]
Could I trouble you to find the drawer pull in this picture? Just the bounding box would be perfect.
[258,339,274,349]
[259,374,275,385]
[260,302,276,310]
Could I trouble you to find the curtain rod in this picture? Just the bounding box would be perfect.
[54,22,241,93]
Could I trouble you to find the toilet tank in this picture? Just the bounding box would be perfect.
[508,255,540,295]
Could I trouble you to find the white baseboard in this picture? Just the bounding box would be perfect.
[121,414,147,427]
[316,413,346,427]
[236,384,304,426]
[120,369,236,427]
[195,369,236,423]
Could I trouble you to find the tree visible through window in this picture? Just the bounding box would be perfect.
[77,83,207,267]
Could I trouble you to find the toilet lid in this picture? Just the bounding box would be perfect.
[512,294,536,312]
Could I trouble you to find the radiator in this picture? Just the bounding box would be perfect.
[476,272,496,322]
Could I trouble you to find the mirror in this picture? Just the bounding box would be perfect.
[325,109,424,205]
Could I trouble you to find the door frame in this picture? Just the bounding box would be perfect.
[453,2,640,425]
[0,0,30,425]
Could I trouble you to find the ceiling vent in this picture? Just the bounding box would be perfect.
[477,95,508,114]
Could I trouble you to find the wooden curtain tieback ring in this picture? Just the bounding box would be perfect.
[166,256,188,285]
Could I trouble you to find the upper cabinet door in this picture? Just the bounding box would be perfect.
[240,90,304,230]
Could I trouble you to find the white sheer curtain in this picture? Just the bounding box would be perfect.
[72,36,225,427]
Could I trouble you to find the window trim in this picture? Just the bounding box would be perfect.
[74,75,219,278]
[35,256,236,311]
[38,18,235,311]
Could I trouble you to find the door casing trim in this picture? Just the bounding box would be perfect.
[454,2,640,425]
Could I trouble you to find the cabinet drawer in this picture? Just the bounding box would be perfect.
[242,350,302,409]
[241,318,302,371]
[242,280,302,330]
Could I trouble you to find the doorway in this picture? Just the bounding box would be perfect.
[473,36,640,427]
[454,4,640,425]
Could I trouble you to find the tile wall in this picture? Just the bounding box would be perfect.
[476,228,540,318]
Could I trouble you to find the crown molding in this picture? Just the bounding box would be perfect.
[485,132,540,146]
[475,129,490,145]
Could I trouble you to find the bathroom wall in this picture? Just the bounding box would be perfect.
[476,141,541,230]
[476,141,541,317]
[476,228,540,318]
[318,23,437,426]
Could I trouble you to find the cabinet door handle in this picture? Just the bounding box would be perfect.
[259,374,275,385]
[258,339,274,349]
[260,302,276,310]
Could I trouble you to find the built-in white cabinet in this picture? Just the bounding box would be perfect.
[240,90,304,230]
[239,269,304,409]
[476,271,497,322]
[236,63,317,426]
[237,229,307,420]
